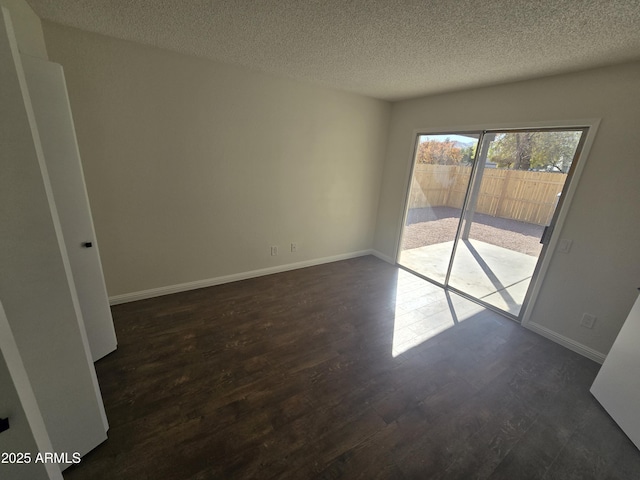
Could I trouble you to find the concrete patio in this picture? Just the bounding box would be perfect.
[398,239,539,316]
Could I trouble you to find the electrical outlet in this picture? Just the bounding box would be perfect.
[291,243,297,253]
[270,246,278,256]
[580,313,596,329]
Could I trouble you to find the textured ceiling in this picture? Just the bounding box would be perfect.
[27,0,640,101]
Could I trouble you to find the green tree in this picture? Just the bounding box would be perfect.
[488,131,581,172]
[460,144,477,166]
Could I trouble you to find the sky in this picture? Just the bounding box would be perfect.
[419,133,479,146]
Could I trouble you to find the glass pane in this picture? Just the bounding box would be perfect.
[398,133,480,284]
[448,129,584,316]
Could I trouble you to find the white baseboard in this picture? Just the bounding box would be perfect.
[109,249,380,305]
[370,249,395,264]
[524,321,606,364]
[109,252,606,366]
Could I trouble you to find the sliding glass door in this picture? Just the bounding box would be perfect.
[398,128,587,319]
[397,133,480,284]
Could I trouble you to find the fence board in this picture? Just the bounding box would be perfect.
[409,164,566,225]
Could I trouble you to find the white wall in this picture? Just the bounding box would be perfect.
[42,23,391,299]
[374,62,640,357]
[0,0,46,58]
[40,18,639,359]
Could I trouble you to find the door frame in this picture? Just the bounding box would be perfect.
[0,300,63,480]
[394,119,601,325]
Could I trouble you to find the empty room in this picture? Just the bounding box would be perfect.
[1,0,640,479]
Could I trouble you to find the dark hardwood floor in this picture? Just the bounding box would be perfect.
[64,256,640,479]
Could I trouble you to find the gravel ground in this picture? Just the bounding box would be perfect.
[402,206,544,257]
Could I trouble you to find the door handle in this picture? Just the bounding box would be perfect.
[82,241,93,248]
[540,226,553,245]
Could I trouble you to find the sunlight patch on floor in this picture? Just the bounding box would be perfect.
[391,270,485,357]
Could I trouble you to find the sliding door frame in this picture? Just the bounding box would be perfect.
[396,129,483,289]
[394,119,601,325]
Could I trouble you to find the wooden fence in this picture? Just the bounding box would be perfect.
[408,164,567,225]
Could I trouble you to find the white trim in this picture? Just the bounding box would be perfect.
[391,130,422,263]
[525,321,606,364]
[394,119,601,328]
[4,7,109,439]
[410,119,602,138]
[371,249,395,264]
[520,119,600,326]
[109,249,377,305]
[0,302,62,480]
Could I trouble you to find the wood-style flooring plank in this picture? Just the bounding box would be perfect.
[63,256,639,479]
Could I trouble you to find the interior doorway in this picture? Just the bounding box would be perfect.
[398,128,587,319]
